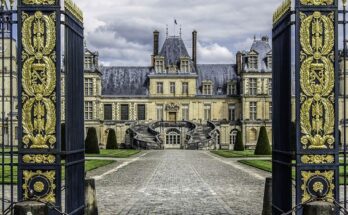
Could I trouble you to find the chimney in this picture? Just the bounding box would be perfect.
[236,52,243,75]
[192,30,197,67]
[152,30,159,66]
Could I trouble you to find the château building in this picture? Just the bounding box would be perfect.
[76,31,273,150]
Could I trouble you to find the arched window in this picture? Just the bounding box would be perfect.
[166,129,181,145]
[216,130,221,145]
[249,128,257,142]
[230,130,238,146]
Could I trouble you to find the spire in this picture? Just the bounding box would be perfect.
[179,25,182,38]
[166,25,168,39]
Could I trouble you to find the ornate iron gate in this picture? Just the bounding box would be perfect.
[272,0,348,214]
[0,0,85,214]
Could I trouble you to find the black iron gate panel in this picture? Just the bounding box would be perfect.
[272,0,293,213]
[63,0,85,214]
[17,0,63,212]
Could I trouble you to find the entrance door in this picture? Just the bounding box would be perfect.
[169,112,176,122]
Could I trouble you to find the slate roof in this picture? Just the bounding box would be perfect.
[197,64,237,95]
[245,37,272,73]
[101,66,150,95]
[159,36,191,66]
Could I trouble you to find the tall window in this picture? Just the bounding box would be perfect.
[155,59,165,73]
[84,101,93,120]
[137,104,146,120]
[248,55,258,69]
[204,104,211,121]
[228,83,237,95]
[267,55,272,68]
[84,56,92,69]
[182,105,189,120]
[170,82,176,94]
[84,78,93,96]
[228,105,236,121]
[230,131,238,146]
[120,104,129,121]
[249,78,257,96]
[250,102,257,120]
[269,102,273,120]
[156,105,163,121]
[203,83,213,95]
[181,60,190,73]
[182,82,189,94]
[268,79,272,95]
[157,82,163,94]
[104,104,112,120]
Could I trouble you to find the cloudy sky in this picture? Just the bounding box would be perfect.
[73,0,280,66]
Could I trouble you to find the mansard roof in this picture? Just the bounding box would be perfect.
[197,64,237,95]
[245,36,272,72]
[159,36,191,66]
[101,66,150,96]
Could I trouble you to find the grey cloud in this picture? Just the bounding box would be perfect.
[75,0,280,66]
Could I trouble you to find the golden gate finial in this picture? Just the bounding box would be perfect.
[273,0,291,25]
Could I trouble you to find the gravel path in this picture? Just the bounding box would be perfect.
[90,150,271,215]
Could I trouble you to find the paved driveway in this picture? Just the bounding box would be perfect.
[90,150,270,215]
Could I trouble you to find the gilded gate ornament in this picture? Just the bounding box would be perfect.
[21,11,57,149]
[22,170,56,203]
[301,155,334,164]
[299,11,335,149]
[22,0,55,4]
[300,0,334,5]
[301,170,334,202]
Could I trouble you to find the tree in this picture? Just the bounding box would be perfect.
[85,127,100,154]
[234,130,245,151]
[106,129,118,149]
[254,126,271,155]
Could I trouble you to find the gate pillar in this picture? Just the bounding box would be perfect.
[17,0,62,212]
[295,0,339,211]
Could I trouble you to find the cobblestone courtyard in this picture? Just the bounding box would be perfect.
[88,150,271,215]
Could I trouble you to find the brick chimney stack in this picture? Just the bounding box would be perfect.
[192,30,197,67]
[152,30,159,66]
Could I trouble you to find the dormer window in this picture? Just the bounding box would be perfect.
[84,56,92,70]
[180,57,190,73]
[228,81,237,95]
[248,53,258,69]
[267,54,272,69]
[202,81,213,95]
[155,56,165,73]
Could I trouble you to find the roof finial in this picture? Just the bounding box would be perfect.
[166,25,169,38]
[180,25,182,38]
[254,35,256,41]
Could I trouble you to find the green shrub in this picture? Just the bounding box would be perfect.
[106,129,118,149]
[254,126,271,155]
[234,130,245,151]
[85,127,100,154]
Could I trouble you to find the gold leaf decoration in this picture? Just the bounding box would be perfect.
[21,11,57,149]
[301,155,334,164]
[22,170,56,203]
[22,0,55,4]
[273,0,291,24]
[299,11,335,150]
[300,0,334,5]
[301,170,334,203]
[64,0,83,23]
[22,154,56,164]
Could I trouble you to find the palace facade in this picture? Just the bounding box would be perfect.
[74,31,273,150]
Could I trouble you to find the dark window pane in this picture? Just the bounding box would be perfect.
[121,104,129,121]
[104,104,112,120]
[137,104,146,120]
